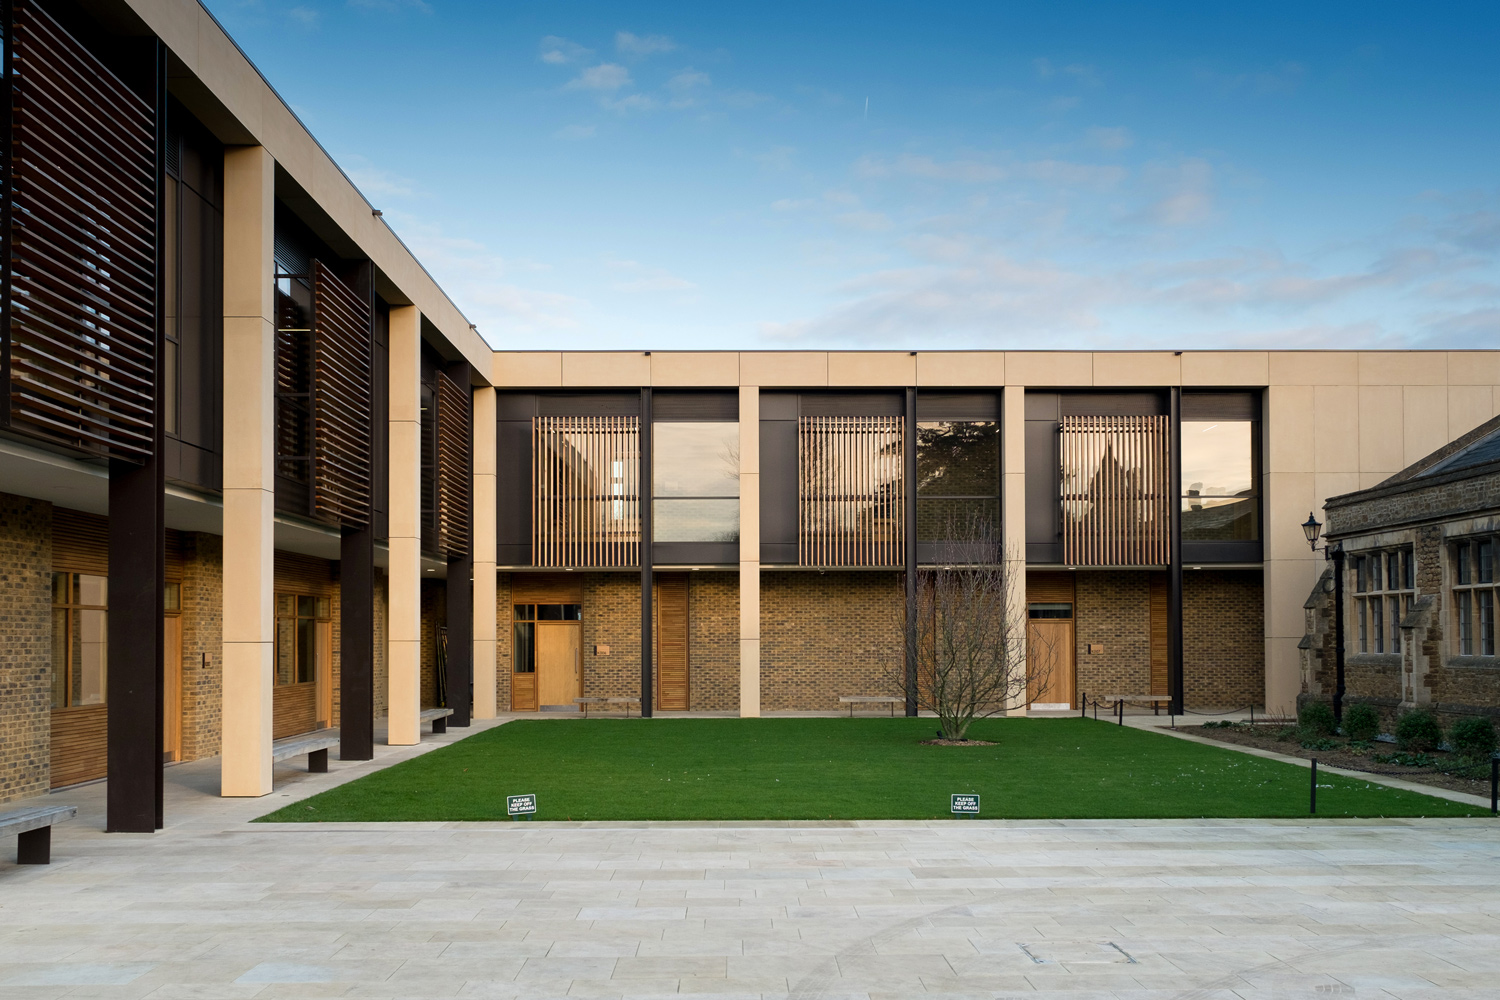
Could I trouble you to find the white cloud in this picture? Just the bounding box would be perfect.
[668,69,711,92]
[835,210,894,232]
[755,146,796,171]
[607,258,695,293]
[858,154,1007,183]
[616,31,676,56]
[288,6,318,28]
[540,36,591,65]
[771,198,816,212]
[552,124,597,141]
[566,63,632,91]
[1087,126,1133,151]
[1137,158,1215,226]
[601,93,658,113]
[345,162,419,199]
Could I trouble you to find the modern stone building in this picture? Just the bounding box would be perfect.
[1303,415,1500,727]
[4,0,1500,828]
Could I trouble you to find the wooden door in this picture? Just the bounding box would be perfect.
[537,622,581,707]
[316,621,333,729]
[1149,575,1168,696]
[1027,619,1075,708]
[163,614,183,762]
[655,574,689,710]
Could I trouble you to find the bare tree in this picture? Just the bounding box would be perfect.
[889,517,1053,741]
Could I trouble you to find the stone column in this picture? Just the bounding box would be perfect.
[739,385,761,717]
[220,146,276,796]
[387,306,422,745]
[1002,384,1028,715]
[472,385,498,718]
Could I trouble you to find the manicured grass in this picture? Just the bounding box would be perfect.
[257,717,1488,822]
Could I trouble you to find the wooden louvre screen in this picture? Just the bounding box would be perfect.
[51,506,109,574]
[532,415,640,567]
[310,260,372,526]
[1060,414,1169,566]
[798,415,904,567]
[433,369,470,557]
[655,574,689,710]
[5,0,158,461]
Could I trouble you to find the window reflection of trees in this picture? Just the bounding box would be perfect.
[1181,421,1257,541]
[917,421,1000,542]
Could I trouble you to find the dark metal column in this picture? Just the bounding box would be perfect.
[340,262,377,760]
[640,387,654,718]
[1167,387,1184,715]
[904,386,918,717]
[446,361,474,727]
[107,40,167,834]
[1331,544,1346,723]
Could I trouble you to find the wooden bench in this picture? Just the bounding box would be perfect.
[839,695,903,718]
[421,707,455,734]
[2,804,77,865]
[575,697,640,718]
[271,731,341,773]
[1086,693,1173,723]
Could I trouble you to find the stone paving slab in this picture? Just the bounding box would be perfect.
[3,721,1500,998]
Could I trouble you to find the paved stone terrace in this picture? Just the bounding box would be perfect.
[2,719,1500,998]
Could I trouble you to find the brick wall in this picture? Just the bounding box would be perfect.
[420,578,445,708]
[581,574,641,700]
[373,570,388,720]
[496,572,512,711]
[1074,572,1152,699]
[0,494,50,803]
[1185,570,1264,709]
[687,572,738,712]
[761,571,903,712]
[178,532,223,762]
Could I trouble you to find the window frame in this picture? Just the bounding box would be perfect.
[50,571,109,710]
[1352,547,1414,656]
[1452,537,1498,657]
[274,591,330,687]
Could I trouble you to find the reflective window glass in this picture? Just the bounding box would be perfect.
[513,622,536,673]
[655,498,740,542]
[917,421,1000,541]
[1028,603,1073,619]
[1181,421,1257,541]
[653,422,739,498]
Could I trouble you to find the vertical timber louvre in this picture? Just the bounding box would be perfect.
[798,415,904,567]
[4,0,158,460]
[1059,414,1169,566]
[531,415,640,567]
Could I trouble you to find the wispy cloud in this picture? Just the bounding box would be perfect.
[607,258,695,293]
[347,0,431,12]
[288,6,318,28]
[858,154,1007,184]
[1087,126,1133,151]
[616,31,676,56]
[1136,158,1215,226]
[344,158,420,199]
[540,36,592,65]
[566,63,632,91]
[552,124,596,141]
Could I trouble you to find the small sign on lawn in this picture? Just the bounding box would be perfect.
[507,794,536,819]
[950,793,980,817]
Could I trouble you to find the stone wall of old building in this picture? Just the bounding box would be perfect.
[1073,572,1152,700]
[1184,570,1264,709]
[761,571,903,712]
[178,532,223,762]
[0,494,51,804]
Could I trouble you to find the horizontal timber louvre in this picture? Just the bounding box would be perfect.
[275,261,372,526]
[4,0,158,460]
[311,261,371,526]
[433,369,470,557]
[799,415,904,567]
[1060,414,1169,566]
[532,415,640,567]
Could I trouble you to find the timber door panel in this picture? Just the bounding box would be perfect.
[537,623,582,707]
[1149,575,1168,696]
[1027,572,1077,709]
[656,574,689,710]
[163,615,183,762]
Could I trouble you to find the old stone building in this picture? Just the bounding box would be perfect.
[1303,414,1500,727]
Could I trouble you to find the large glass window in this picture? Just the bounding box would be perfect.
[653,421,739,543]
[1181,420,1257,540]
[917,421,1000,541]
[51,573,108,709]
[275,594,328,686]
[1353,548,1414,654]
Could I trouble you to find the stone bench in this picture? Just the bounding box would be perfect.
[575,697,640,718]
[1,804,77,865]
[839,695,903,718]
[271,731,341,773]
[421,707,455,734]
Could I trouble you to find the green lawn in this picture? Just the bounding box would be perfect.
[257,717,1489,822]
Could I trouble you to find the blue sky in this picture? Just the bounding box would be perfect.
[205,1,1500,352]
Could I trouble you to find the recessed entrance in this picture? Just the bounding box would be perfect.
[1027,572,1077,710]
[511,573,587,712]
